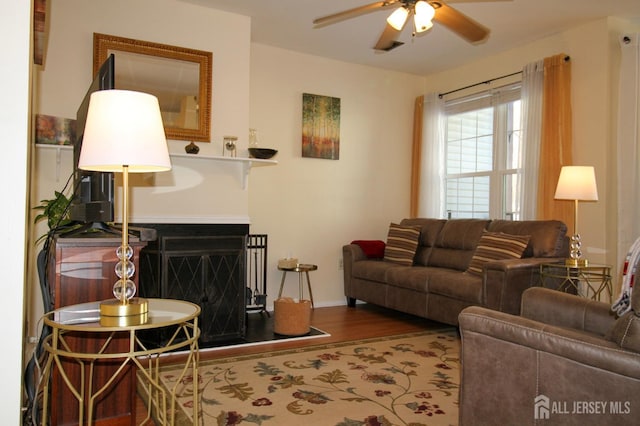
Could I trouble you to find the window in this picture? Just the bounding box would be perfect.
[444,84,522,220]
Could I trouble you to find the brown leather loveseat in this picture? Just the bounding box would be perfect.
[458,287,640,425]
[343,218,568,325]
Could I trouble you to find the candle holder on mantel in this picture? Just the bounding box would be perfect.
[249,128,259,148]
[223,136,237,157]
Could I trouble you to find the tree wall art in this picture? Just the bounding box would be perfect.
[302,93,341,160]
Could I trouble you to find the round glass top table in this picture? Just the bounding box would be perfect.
[40,298,201,425]
[277,263,318,308]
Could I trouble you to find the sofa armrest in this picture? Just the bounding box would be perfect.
[459,305,640,380]
[343,243,367,263]
[482,257,563,314]
[458,306,640,425]
[343,244,366,299]
[485,256,564,271]
[521,287,616,336]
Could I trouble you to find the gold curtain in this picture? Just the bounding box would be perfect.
[536,54,574,226]
[410,95,424,218]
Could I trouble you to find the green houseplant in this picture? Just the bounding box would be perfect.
[33,190,76,242]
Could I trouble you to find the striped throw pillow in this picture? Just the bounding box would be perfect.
[466,231,530,277]
[384,223,421,266]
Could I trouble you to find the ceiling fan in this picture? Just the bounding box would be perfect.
[313,0,509,52]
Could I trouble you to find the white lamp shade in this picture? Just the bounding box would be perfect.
[387,6,409,30]
[414,1,435,33]
[554,166,599,201]
[78,90,171,173]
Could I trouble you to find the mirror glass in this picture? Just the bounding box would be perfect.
[94,33,212,142]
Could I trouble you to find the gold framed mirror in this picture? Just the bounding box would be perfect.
[93,33,212,142]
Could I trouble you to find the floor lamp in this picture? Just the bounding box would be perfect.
[554,166,599,267]
[78,89,171,325]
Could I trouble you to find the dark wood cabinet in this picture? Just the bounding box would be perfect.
[48,234,145,426]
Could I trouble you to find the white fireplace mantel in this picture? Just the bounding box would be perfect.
[36,144,277,189]
[170,152,277,189]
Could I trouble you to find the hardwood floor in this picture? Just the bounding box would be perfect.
[135,303,454,424]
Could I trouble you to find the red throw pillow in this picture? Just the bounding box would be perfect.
[351,240,386,258]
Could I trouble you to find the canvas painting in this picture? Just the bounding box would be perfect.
[35,114,76,145]
[302,93,340,160]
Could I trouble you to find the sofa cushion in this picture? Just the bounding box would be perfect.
[352,259,401,283]
[487,219,567,258]
[428,269,483,303]
[428,219,490,271]
[400,218,447,266]
[384,223,421,266]
[386,265,435,292]
[466,231,530,277]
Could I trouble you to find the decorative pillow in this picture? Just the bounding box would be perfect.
[606,286,640,352]
[383,223,421,266]
[466,231,530,277]
[351,240,386,258]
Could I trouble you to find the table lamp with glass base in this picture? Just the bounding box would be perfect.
[554,166,599,267]
[77,90,171,326]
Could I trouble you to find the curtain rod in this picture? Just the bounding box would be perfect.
[438,55,571,99]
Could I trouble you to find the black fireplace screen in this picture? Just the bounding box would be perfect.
[138,233,247,347]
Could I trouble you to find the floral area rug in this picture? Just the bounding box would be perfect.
[153,328,460,425]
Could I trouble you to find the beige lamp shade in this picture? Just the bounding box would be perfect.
[78,90,171,173]
[554,166,599,201]
[414,1,435,33]
[387,6,409,30]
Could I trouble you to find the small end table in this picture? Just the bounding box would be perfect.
[539,262,612,302]
[277,263,318,308]
[40,298,200,425]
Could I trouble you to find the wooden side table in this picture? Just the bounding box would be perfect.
[277,263,318,308]
[48,234,146,425]
[539,262,613,302]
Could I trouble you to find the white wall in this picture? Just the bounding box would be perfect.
[2,1,30,421]
[248,44,425,306]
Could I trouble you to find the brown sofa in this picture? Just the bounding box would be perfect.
[343,218,569,325]
[458,287,640,425]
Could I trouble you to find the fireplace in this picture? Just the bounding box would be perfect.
[133,223,249,347]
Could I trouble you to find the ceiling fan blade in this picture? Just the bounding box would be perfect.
[313,1,400,27]
[431,2,490,43]
[374,22,404,51]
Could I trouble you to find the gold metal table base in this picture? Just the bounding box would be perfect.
[39,299,200,425]
[278,263,318,308]
[539,262,613,302]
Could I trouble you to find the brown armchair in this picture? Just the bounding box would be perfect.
[458,287,640,425]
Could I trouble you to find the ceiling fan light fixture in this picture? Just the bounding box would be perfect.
[414,15,434,33]
[387,6,409,31]
[413,1,435,33]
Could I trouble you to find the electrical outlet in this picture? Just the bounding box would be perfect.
[338,258,343,270]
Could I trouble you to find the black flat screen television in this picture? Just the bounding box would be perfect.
[69,54,115,223]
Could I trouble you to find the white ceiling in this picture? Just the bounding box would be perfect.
[180,0,640,76]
